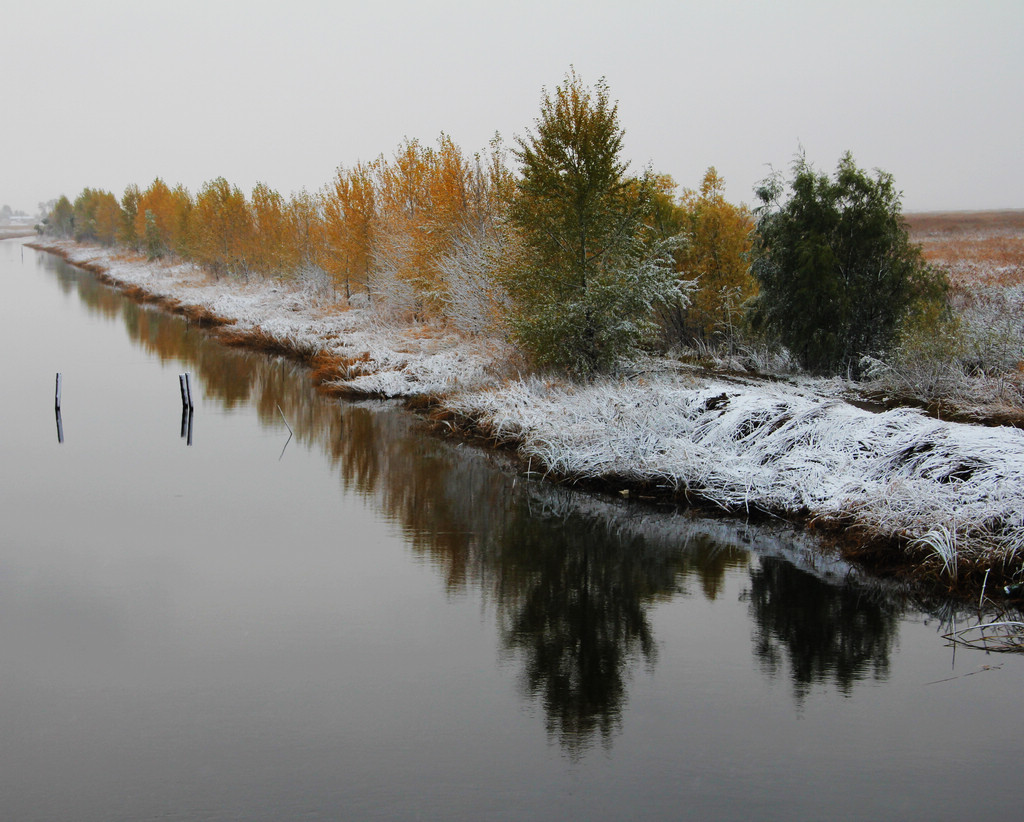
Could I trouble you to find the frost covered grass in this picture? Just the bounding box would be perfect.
[447,374,1024,581]
[32,238,1024,586]
[36,239,504,398]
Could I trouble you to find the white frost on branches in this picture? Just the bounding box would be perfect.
[434,223,511,337]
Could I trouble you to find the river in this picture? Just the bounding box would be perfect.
[1,237,1021,820]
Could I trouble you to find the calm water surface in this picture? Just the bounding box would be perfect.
[1,238,1021,820]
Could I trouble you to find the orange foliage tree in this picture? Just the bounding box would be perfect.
[432,135,515,334]
[322,162,377,299]
[674,168,755,343]
[249,182,293,276]
[320,134,512,320]
[189,177,253,278]
[372,134,513,321]
[134,179,192,258]
[372,138,434,315]
[54,133,514,332]
[72,188,122,245]
[286,188,326,278]
[93,191,123,246]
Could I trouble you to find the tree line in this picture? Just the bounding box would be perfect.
[42,70,942,380]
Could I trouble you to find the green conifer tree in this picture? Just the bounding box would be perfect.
[48,196,74,237]
[750,152,946,376]
[120,184,141,250]
[144,209,163,260]
[506,71,681,376]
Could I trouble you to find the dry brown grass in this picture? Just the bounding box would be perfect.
[309,351,384,396]
[863,211,1024,419]
[309,351,369,384]
[905,210,1024,236]
[181,304,235,327]
[906,210,1024,288]
[216,326,320,364]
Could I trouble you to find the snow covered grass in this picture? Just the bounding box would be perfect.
[38,239,503,397]
[33,239,1024,585]
[447,374,1024,580]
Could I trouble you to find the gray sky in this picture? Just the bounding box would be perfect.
[3,0,1022,215]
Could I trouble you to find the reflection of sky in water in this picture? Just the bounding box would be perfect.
[1,240,1022,820]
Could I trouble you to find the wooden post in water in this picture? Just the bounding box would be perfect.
[55,372,62,411]
[179,373,194,445]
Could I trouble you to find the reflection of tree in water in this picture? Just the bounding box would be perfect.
[48,258,304,412]
[323,402,754,754]
[493,502,667,755]
[49,254,909,747]
[349,434,754,753]
[748,556,902,702]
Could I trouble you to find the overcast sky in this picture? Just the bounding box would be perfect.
[3,0,1022,215]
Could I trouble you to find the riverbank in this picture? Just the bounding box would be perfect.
[27,238,1024,596]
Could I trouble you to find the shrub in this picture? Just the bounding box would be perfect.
[751,152,947,377]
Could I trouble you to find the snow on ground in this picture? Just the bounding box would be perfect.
[39,240,1024,578]
[448,376,1024,575]
[44,240,501,396]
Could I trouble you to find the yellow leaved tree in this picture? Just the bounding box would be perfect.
[322,161,377,300]
[189,177,253,279]
[249,182,293,277]
[134,179,192,259]
[675,168,756,344]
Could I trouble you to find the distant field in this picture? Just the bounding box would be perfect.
[905,210,1024,287]
[0,226,36,240]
